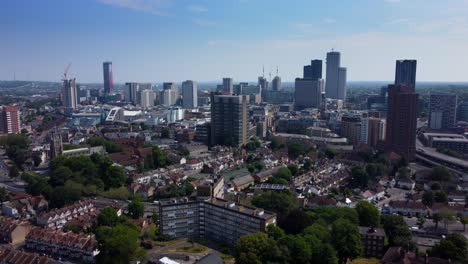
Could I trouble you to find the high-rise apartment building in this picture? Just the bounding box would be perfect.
[1,106,20,134]
[395,60,417,89]
[222,78,234,95]
[341,115,362,145]
[210,94,249,147]
[182,80,198,109]
[159,196,276,244]
[367,118,386,148]
[62,78,78,109]
[272,76,281,91]
[458,102,468,122]
[140,89,155,108]
[303,59,322,79]
[385,85,419,161]
[103,61,113,94]
[295,78,324,110]
[325,51,347,100]
[428,94,457,130]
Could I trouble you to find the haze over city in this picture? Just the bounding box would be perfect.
[2,0,468,82]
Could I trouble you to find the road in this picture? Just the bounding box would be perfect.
[94,197,159,216]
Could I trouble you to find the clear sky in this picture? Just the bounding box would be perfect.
[1,0,468,83]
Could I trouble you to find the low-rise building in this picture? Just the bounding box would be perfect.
[230,174,255,191]
[159,196,276,245]
[388,201,428,217]
[26,228,99,262]
[358,226,386,258]
[0,217,33,245]
[1,193,48,219]
[0,249,55,264]
[36,199,95,229]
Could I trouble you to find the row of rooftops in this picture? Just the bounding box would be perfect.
[0,249,54,264]
[37,199,94,221]
[159,196,276,220]
[27,228,98,252]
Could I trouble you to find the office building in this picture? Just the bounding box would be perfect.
[61,78,78,109]
[210,94,249,147]
[140,89,155,108]
[304,59,322,79]
[459,102,468,122]
[421,133,468,154]
[395,60,417,89]
[182,80,198,109]
[103,61,113,94]
[167,106,184,123]
[1,106,20,134]
[160,82,178,106]
[295,78,324,110]
[428,94,457,130]
[385,85,419,161]
[359,226,386,258]
[325,51,347,100]
[272,76,281,91]
[125,82,140,104]
[222,78,233,95]
[159,196,276,245]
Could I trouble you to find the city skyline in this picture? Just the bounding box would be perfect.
[2,0,468,83]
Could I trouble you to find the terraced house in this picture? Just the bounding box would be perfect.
[36,199,95,229]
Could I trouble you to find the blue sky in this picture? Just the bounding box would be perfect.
[1,0,468,83]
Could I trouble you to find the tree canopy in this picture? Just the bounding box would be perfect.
[355,201,380,227]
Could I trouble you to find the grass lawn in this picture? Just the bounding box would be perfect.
[171,245,208,253]
[223,167,250,181]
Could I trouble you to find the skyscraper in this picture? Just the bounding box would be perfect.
[385,85,419,161]
[295,79,324,110]
[140,89,155,108]
[272,76,281,91]
[182,80,198,109]
[222,78,233,95]
[210,94,249,147]
[325,51,347,100]
[295,59,324,110]
[1,106,20,134]
[125,82,140,104]
[395,60,417,89]
[160,82,179,106]
[258,76,269,90]
[303,59,322,79]
[103,61,113,94]
[62,78,78,109]
[428,94,457,130]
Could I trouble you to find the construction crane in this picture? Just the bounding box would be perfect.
[62,63,72,80]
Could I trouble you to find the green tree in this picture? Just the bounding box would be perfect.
[429,233,468,263]
[152,146,170,168]
[96,224,144,264]
[251,191,298,217]
[381,214,412,247]
[281,209,314,234]
[331,219,363,264]
[279,235,312,263]
[433,213,442,229]
[434,191,448,203]
[235,232,279,264]
[32,152,42,167]
[266,225,286,241]
[431,166,451,181]
[324,148,337,159]
[422,190,435,207]
[104,166,126,189]
[98,207,120,227]
[9,165,19,178]
[49,166,73,186]
[461,216,468,232]
[49,181,82,208]
[350,166,369,188]
[438,208,455,230]
[128,197,145,219]
[287,143,306,159]
[355,201,380,227]
[288,164,299,176]
[0,187,8,202]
